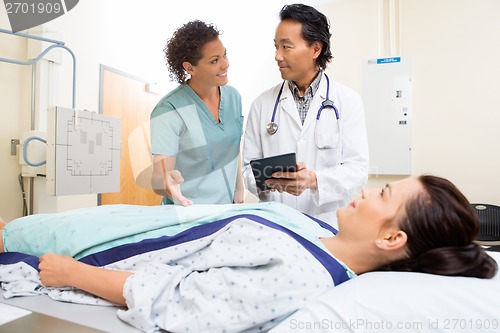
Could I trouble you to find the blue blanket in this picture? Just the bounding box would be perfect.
[3,202,333,259]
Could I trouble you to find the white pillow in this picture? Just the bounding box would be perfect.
[270,251,500,333]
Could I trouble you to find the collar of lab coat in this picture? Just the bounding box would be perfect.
[280,73,330,135]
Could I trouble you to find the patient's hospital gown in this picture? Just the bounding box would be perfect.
[119,217,336,332]
[0,202,354,333]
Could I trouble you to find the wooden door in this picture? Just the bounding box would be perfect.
[99,66,162,205]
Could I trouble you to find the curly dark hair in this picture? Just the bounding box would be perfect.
[164,20,221,84]
[279,4,333,70]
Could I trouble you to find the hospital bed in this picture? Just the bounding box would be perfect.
[2,251,499,332]
[0,291,139,332]
[1,203,499,333]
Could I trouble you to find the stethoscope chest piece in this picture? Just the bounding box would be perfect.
[266,122,278,135]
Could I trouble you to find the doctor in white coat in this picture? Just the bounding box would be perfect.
[242,4,369,228]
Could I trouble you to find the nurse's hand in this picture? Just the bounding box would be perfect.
[165,170,193,206]
[233,186,245,204]
[266,162,317,196]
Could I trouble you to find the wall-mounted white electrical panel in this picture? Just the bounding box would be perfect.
[362,57,412,175]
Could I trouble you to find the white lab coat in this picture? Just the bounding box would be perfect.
[242,74,369,228]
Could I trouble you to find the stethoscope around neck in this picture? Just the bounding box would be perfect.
[266,73,341,149]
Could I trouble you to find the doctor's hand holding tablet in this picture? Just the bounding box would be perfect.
[250,152,317,196]
[265,161,318,196]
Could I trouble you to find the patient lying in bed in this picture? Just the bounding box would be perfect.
[0,175,497,333]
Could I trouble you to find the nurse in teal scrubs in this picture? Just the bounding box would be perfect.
[150,20,244,206]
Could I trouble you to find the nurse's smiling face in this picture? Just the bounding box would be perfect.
[336,178,423,243]
[188,37,229,88]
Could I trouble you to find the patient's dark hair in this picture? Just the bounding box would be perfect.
[164,20,221,84]
[380,175,497,278]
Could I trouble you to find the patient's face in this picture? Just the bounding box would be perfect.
[336,178,423,241]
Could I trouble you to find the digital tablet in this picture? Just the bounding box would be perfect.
[250,152,297,191]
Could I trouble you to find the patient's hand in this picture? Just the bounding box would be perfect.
[39,253,78,288]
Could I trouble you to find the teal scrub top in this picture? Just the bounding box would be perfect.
[150,84,243,204]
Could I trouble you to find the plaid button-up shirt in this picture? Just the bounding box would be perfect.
[288,71,322,125]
